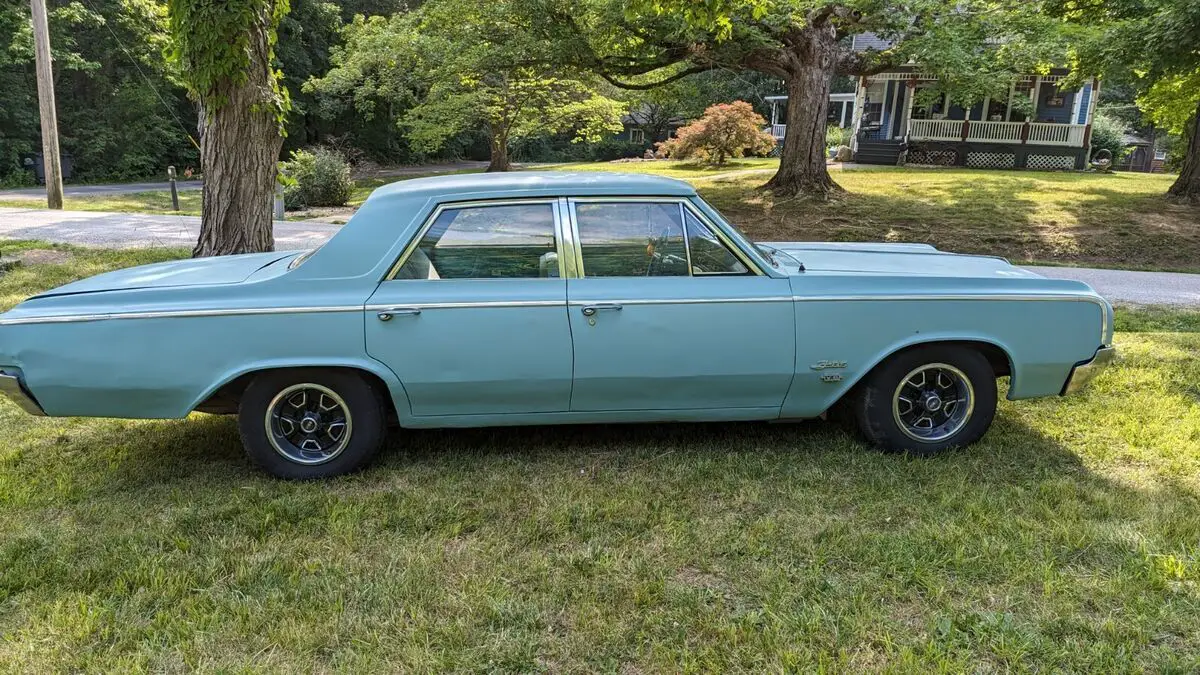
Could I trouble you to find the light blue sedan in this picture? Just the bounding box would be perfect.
[0,173,1114,478]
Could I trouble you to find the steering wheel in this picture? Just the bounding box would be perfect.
[644,225,677,276]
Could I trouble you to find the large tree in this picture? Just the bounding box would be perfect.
[167,0,292,256]
[309,0,624,172]
[1052,0,1200,203]
[545,0,1062,198]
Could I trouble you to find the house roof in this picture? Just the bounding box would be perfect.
[851,32,894,52]
[1122,133,1152,146]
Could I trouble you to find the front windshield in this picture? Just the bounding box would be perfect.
[692,197,779,268]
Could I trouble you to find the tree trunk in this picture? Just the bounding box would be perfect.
[487,127,511,172]
[1167,103,1200,204]
[191,6,283,257]
[760,29,842,199]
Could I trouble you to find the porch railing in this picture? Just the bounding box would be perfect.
[769,124,786,140]
[907,119,1087,147]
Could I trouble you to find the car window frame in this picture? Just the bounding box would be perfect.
[383,198,566,282]
[565,197,763,279]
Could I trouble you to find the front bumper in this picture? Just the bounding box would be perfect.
[0,372,46,416]
[1062,346,1116,395]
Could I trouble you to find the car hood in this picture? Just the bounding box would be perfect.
[760,242,1042,279]
[31,251,296,299]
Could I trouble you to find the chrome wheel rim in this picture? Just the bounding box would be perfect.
[892,363,974,443]
[265,384,353,465]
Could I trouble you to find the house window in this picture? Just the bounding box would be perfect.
[1154,149,1167,161]
[630,128,646,144]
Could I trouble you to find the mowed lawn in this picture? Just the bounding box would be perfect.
[5,161,1195,271]
[1,246,1200,671]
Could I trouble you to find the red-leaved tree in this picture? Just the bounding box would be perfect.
[657,101,776,165]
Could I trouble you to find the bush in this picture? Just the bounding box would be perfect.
[1089,112,1129,164]
[657,101,776,165]
[279,147,354,209]
[826,125,850,149]
[588,138,649,162]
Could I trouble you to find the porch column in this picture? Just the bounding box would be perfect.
[1005,81,1016,121]
[901,78,917,139]
[1083,77,1101,159]
[770,100,778,126]
[1030,76,1042,121]
[851,75,867,152]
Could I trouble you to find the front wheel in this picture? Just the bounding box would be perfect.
[238,369,388,479]
[852,345,997,456]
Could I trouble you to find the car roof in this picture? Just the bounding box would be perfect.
[367,170,697,202]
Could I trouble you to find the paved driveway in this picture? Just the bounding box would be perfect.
[1023,266,1200,307]
[1,206,1198,306]
[0,207,339,250]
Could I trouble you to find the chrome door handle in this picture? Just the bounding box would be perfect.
[580,303,623,317]
[376,307,421,321]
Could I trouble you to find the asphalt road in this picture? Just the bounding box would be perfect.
[0,205,1197,307]
[0,181,203,199]
[1022,266,1200,307]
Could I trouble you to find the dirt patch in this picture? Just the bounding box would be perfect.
[17,249,72,265]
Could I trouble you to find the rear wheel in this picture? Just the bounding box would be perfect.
[238,369,387,479]
[852,345,997,456]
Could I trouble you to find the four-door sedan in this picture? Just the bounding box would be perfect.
[0,172,1114,478]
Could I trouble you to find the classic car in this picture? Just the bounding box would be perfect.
[0,172,1115,478]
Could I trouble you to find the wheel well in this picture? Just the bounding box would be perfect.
[825,339,1012,420]
[193,366,399,422]
[872,340,1012,380]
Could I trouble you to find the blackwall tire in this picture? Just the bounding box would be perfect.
[853,345,997,456]
[238,369,387,479]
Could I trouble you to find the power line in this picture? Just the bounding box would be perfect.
[75,0,200,150]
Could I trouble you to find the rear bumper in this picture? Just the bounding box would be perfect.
[1062,346,1116,395]
[0,372,46,416]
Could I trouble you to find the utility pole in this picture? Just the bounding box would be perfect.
[30,0,64,209]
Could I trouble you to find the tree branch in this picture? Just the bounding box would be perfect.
[599,65,712,90]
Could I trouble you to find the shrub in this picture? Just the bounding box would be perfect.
[1089,112,1130,164]
[279,147,354,209]
[589,138,648,161]
[826,125,850,149]
[656,101,776,165]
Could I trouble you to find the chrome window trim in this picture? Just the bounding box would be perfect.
[382,198,564,282]
[680,203,757,276]
[557,197,582,278]
[566,197,765,279]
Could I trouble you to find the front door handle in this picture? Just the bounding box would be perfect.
[580,303,623,317]
[376,307,421,321]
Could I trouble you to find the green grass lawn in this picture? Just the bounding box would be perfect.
[1,246,1199,671]
[3,162,1194,272]
[0,190,203,216]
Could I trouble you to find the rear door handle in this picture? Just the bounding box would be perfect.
[580,303,623,317]
[376,307,421,321]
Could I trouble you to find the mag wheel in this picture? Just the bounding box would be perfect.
[853,345,997,456]
[238,369,387,479]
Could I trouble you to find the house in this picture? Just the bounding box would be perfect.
[619,107,687,146]
[766,92,855,141]
[769,35,1101,169]
[1116,133,1167,173]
